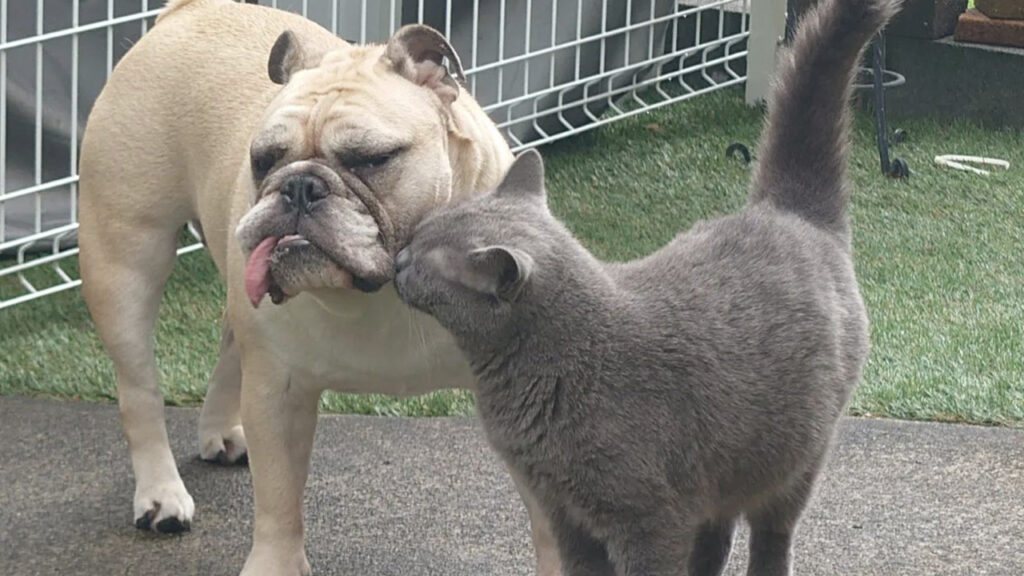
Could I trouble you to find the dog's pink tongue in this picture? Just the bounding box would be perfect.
[245,236,279,308]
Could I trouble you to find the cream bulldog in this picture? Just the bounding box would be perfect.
[77,0,560,574]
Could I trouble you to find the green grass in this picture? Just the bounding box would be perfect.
[2,88,1022,425]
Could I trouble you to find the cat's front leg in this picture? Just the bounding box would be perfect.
[509,470,565,576]
[741,455,819,569]
[690,518,737,576]
[605,513,695,576]
[744,465,819,576]
[547,509,616,576]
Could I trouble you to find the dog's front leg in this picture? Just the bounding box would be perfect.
[238,349,321,576]
[510,468,564,576]
[198,312,248,464]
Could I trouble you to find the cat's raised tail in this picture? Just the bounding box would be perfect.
[749,0,901,236]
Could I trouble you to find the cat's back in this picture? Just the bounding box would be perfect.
[608,205,867,399]
[613,205,851,304]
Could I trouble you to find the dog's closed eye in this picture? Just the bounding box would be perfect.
[339,146,406,174]
[251,146,287,181]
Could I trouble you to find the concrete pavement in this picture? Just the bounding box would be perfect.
[0,396,1021,575]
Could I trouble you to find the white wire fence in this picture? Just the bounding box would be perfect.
[0,0,756,310]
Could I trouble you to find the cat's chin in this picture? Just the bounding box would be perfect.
[393,276,436,320]
[393,270,414,303]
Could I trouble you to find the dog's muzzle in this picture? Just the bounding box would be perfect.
[281,173,329,214]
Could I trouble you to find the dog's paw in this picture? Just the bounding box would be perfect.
[133,481,195,534]
[199,424,248,465]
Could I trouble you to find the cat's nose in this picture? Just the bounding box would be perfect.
[395,247,412,272]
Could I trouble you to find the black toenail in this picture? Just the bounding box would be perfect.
[155,517,191,534]
[201,450,225,464]
[223,441,249,467]
[135,509,157,531]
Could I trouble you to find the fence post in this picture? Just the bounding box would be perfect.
[745,0,787,105]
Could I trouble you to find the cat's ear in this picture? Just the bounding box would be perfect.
[268,30,327,85]
[496,149,546,202]
[383,25,465,106]
[469,246,533,301]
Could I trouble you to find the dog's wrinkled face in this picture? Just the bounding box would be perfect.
[236,25,467,307]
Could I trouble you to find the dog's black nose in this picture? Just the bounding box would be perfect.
[281,174,328,212]
[352,276,385,293]
[395,248,412,272]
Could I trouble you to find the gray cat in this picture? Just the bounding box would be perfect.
[394,0,899,574]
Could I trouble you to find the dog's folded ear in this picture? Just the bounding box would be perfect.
[268,30,325,85]
[383,24,466,106]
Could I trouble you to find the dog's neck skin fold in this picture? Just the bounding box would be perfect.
[445,91,512,201]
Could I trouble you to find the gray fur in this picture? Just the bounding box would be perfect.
[750,0,900,235]
[394,0,900,574]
